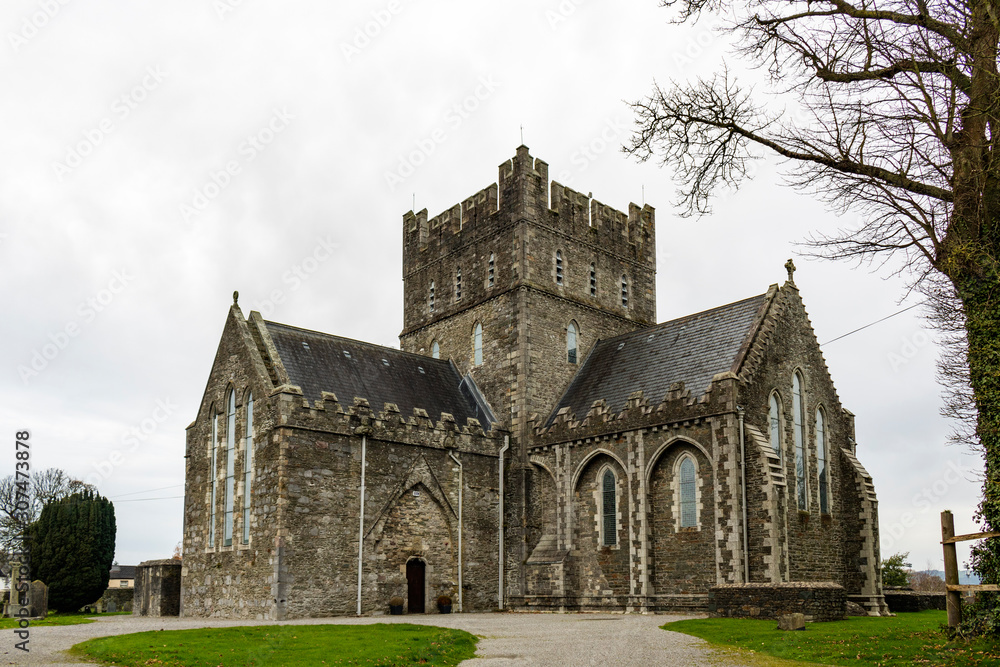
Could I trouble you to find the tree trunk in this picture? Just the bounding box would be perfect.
[956,258,1000,581]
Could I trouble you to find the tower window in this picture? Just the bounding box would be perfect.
[621,274,628,307]
[432,341,440,359]
[488,253,495,288]
[455,267,462,301]
[602,469,616,546]
[567,322,578,364]
[473,323,483,366]
[555,251,563,286]
[429,281,435,312]
[589,263,596,296]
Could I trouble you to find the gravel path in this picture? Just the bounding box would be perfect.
[1,612,756,666]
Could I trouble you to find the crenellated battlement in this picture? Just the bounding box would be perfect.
[277,389,501,457]
[402,146,655,271]
[532,377,734,446]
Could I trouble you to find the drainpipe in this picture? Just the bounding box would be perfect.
[448,450,463,613]
[356,433,367,616]
[498,435,509,610]
[738,407,749,583]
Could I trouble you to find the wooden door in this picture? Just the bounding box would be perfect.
[406,559,425,613]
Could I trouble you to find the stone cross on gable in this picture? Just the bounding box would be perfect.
[784,258,796,285]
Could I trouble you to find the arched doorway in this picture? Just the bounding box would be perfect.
[406,559,426,613]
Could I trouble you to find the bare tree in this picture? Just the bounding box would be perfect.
[0,469,95,571]
[626,0,1000,574]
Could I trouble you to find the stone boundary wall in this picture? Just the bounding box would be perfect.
[96,588,133,613]
[509,594,709,613]
[134,559,182,617]
[884,590,947,613]
[709,582,846,622]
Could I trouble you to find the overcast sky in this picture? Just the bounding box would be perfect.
[0,0,980,574]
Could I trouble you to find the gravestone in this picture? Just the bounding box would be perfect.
[28,581,47,619]
[107,600,117,613]
[777,613,805,631]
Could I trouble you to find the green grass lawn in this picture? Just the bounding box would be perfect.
[664,610,1000,666]
[71,623,478,667]
[0,610,127,629]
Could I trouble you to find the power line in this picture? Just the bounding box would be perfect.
[821,301,925,346]
[113,495,183,503]
[109,484,184,499]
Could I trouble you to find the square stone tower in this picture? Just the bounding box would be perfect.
[399,145,656,454]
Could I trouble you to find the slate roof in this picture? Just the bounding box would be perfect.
[109,565,136,579]
[265,321,490,426]
[547,293,769,426]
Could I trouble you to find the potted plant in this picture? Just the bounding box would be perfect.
[389,596,404,615]
[437,595,452,614]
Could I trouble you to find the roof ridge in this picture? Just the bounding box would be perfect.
[599,292,769,345]
[263,320,452,366]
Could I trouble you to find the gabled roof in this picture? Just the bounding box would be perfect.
[264,321,491,427]
[109,565,136,579]
[547,293,769,425]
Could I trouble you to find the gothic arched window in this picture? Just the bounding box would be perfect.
[473,323,483,366]
[816,407,829,514]
[793,372,807,511]
[679,456,697,528]
[769,392,783,464]
[567,322,578,364]
[209,404,218,548]
[602,469,616,546]
[224,389,236,546]
[243,392,253,544]
[431,340,440,359]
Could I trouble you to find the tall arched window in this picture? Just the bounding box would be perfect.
[769,393,783,463]
[243,392,253,544]
[224,389,236,546]
[555,251,564,285]
[679,457,697,528]
[209,405,218,548]
[429,281,435,312]
[621,274,629,307]
[431,341,440,359]
[589,263,597,296]
[793,372,807,510]
[602,469,616,546]
[816,408,829,514]
[473,323,483,366]
[567,322,578,364]
[488,253,495,288]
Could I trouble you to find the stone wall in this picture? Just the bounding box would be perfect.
[884,590,947,612]
[709,582,846,621]
[134,560,182,617]
[182,311,507,620]
[97,587,133,613]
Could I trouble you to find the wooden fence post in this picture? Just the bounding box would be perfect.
[942,510,962,627]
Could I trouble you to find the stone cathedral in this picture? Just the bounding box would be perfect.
[180,146,887,619]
